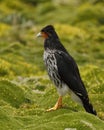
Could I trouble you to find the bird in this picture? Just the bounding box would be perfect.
[37,25,97,115]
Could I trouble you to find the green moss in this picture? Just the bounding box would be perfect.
[0,0,104,129]
[0,58,14,77]
[0,107,23,130]
[0,79,25,107]
[76,3,104,25]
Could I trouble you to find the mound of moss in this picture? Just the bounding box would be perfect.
[0,108,23,130]
[0,79,25,107]
[0,66,104,129]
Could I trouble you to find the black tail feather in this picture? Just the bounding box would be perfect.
[78,94,97,115]
[83,101,97,115]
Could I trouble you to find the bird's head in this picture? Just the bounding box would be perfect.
[37,25,58,39]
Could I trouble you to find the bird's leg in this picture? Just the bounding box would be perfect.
[46,96,63,112]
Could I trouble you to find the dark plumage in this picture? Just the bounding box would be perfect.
[37,25,97,115]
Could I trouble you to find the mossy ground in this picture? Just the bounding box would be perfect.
[0,0,104,130]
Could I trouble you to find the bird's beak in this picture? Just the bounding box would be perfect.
[36,32,42,37]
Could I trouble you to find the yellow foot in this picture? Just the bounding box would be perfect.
[46,104,63,112]
[46,96,63,112]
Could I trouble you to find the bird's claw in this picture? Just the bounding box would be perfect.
[46,104,63,112]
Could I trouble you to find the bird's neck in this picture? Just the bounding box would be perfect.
[44,38,67,53]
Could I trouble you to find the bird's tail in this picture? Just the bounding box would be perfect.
[82,98,97,115]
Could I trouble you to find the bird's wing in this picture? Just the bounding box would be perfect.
[55,51,88,97]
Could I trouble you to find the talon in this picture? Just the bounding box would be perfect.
[46,107,57,112]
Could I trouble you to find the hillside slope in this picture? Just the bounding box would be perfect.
[0,0,104,129]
